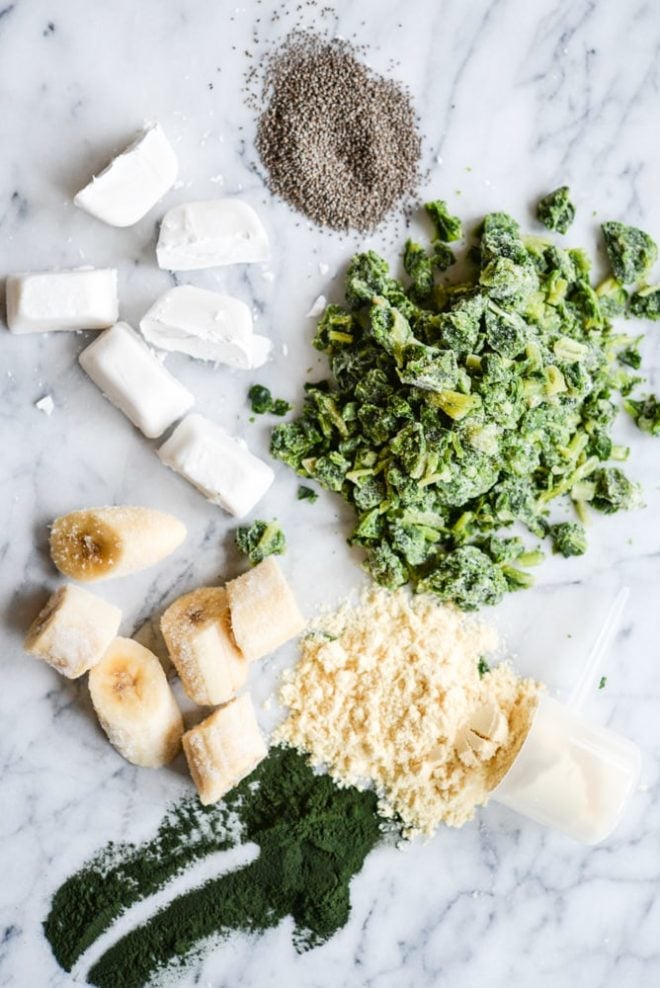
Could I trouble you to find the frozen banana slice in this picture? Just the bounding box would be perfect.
[50,506,186,582]
[161,586,248,706]
[24,584,121,679]
[226,557,305,663]
[455,700,509,768]
[89,637,183,767]
[182,692,267,805]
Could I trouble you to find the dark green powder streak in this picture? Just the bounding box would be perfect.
[44,795,238,971]
[45,749,386,985]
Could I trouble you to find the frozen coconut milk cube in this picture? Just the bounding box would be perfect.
[156,199,269,270]
[6,268,118,334]
[140,285,271,368]
[74,124,178,227]
[79,322,194,438]
[157,413,274,516]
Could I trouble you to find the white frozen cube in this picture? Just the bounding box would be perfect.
[157,413,274,516]
[79,322,194,438]
[6,268,118,334]
[156,199,269,270]
[140,285,270,368]
[74,123,178,227]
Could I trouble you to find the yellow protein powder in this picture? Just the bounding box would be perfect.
[276,587,540,837]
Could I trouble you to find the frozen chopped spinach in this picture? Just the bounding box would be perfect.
[424,200,462,242]
[630,285,660,320]
[602,221,657,284]
[625,395,660,436]
[550,522,587,557]
[596,278,628,317]
[537,186,575,235]
[403,240,434,302]
[235,520,286,564]
[590,467,641,514]
[248,385,292,416]
[270,198,657,611]
[297,485,319,503]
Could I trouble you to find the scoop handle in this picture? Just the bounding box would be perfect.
[567,586,629,711]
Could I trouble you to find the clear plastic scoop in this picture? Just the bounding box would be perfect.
[491,587,641,844]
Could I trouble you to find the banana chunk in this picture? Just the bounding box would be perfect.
[89,637,183,768]
[50,506,186,582]
[24,584,121,679]
[182,693,267,805]
[226,557,305,663]
[161,587,248,706]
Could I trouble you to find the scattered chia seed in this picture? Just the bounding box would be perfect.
[253,31,421,232]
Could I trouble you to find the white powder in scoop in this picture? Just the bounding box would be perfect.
[276,587,539,836]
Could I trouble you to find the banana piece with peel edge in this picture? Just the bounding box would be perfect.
[161,586,247,706]
[183,692,267,805]
[89,637,183,768]
[50,506,186,582]
[226,557,305,663]
[24,584,121,679]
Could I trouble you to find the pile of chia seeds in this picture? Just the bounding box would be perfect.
[254,31,421,232]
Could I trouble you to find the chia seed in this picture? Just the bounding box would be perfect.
[253,31,421,232]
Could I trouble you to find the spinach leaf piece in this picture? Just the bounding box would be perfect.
[550,522,587,557]
[625,395,660,436]
[424,200,463,242]
[602,221,657,284]
[235,520,286,564]
[630,285,660,320]
[537,186,576,235]
[249,385,292,416]
[297,485,319,503]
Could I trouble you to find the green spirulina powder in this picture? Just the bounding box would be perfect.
[44,748,388,987]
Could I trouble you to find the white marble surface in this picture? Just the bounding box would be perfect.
[2,0,660,985]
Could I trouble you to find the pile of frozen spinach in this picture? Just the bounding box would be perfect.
[271,194,660,610]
